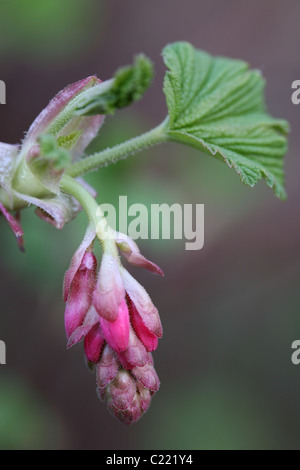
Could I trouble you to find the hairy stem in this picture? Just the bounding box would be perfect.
[60,175,117,254]
[66,118,169,178]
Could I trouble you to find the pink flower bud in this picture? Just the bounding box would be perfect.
[93,252,125,322]
[94,337,160,424]
[84,324,104,364]
[63,224,96,302]
[99,298,130,353]
[108,369,136,411]
[108,393,142,425]
[122,268,163,338]
[104,372,159,425]
[115,232,164,276]
[96,344,119,389]
[136,382,152,413]
[131,361,160,392]
[64,251,97,339]
[118,327,150,369]
[127,295,158,352]
[67,306,99,348]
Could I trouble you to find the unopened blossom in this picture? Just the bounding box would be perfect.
[64,225,163,424]
[0,76,104,246]
[64,250,97,339]
[97,351,160,425]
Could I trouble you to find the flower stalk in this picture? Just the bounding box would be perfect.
[65,118,169,178]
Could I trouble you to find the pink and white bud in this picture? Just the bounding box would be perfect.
[93,252,125,322]
[96,344,120,389]
[108,393,142,426]
[127,296,158,352]
[122,268,163,338]
[116,232,164,276]
[99,298,130,353]
[136,382,152,413]
[101,366,160,425]
[131,361,160,392]
[63,224,96,301]
[107,369,137,411]
[67,306,99,349]
[84,324,104,364]
[93,328,160,424]
[64,251,97,339]
[118,327,150,370]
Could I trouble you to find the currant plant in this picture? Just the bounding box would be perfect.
[0,42,289,424]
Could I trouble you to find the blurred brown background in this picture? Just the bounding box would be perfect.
[0,0,299,449]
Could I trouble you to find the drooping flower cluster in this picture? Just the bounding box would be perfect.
[0,75,165,425]
[63,226,163,424]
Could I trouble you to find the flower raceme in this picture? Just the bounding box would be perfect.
[63,227,163,424]
[0,72,163,424]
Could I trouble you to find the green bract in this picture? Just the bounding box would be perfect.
[75,54,154,116]
[163,41,289,199]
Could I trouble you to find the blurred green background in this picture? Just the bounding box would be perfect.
[0,0,299,450]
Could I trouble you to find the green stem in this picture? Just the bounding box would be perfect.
[66,118,169,178]
[60,175,117,254]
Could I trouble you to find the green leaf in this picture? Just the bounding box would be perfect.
[75,54,154,116]
[163,41,289,199]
